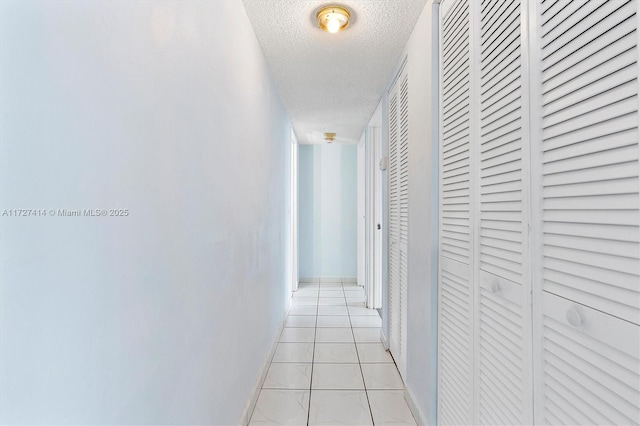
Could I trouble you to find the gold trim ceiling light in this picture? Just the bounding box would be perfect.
[317,6,350,33]
[324,132,336,142]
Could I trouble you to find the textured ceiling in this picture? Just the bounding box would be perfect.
[242,0,427,144]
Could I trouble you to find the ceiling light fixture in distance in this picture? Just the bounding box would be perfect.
[317,5,350,33]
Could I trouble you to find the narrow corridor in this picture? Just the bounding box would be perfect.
[249,281,416,425]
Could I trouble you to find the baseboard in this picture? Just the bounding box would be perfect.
[404,387,428,425]
[380,327,389,350]
[299,277,359,284]
[238,314,287,426]
[319,277,342,283]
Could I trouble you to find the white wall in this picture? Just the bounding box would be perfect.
[378,2,439,423]
[405,3,439,423]
[0,1,290,424]
[298,144,357,280]
[357,135,366,286]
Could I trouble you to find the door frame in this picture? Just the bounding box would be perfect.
[290,128,299,294]
[365,102,383,309]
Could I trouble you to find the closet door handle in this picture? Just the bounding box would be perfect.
[566,307,583,328]
[490,280,500,293]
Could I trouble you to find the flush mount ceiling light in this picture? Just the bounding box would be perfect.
[324,132,336,142]
[317,6,350,33]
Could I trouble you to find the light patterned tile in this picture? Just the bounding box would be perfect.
[350,315,382,328]
[293,291,318,299]
[315,327,354,343]
[288,305,317,316]
[347,306,379,316]
[318,297,346,306]
[367,390,416,425]
[263,363,312,390]
[311,364,365,390]
[319,290,344,298]
[356,343,393,363]
[361,364,404,389]
[285,315,316,328]
[316,316,351,328]
[353,327,382,343]
[346,296,366,306]
[292,297,318,306]
[272,343,314,363]
[279,327,315,343]
[308,390,372,425]
[314,343,359,363]
[249,389,310,425]
[317,305,349,316]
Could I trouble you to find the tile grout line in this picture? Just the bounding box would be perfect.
[306,285,319,426]
[346,284,376,425]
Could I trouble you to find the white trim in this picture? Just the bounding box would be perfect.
[239,314,287,426]
[319,277,343,283]
[357,134,366,291]
[290,129,299,293]
[365,101,384,309]
[298,277,357,284]
[404,387,427,426]
[379,327,389,350]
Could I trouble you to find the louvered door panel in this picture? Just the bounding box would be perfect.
[540,0,640,325]
[441,0,471,264]
[440,257,473,425]
[388,88,400,357]
[533,0,640,424]
[478,272,528,425]
[540,292,640,425]
[439,0,473,424]
[479,0,525,284]
[477,1,531,424]
[398,73,409,379]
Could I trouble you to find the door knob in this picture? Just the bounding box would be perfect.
[566,308,583,328]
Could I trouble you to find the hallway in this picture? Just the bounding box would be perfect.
[1,0,639,424]
[249,281,415,425]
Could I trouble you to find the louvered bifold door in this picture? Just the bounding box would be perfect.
[477,0,533,424]
[532,0,640,423]
[388,79,401,366]
[438,0,474,424]
[388,60,409,379]
[397,71,409,379]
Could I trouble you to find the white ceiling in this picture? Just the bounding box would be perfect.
[242,0,427,144]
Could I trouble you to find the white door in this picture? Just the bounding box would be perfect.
[366,103,383,309]
[531,0,640,422]
[388,61,409,379]
[475,0,533,423]
[437,0,640,424]
[438,0,474,423]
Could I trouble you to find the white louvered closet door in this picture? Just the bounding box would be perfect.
[531,0,640,423]
[476,0,533,424]
[438,0,474,424]
[388,85,400,366]
[438,0,640,424]
[388,61,409,379]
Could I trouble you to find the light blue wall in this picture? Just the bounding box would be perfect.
[298,144,357,279]
[0,1,290,424]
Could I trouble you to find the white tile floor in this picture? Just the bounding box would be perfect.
[249,282,417,426]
